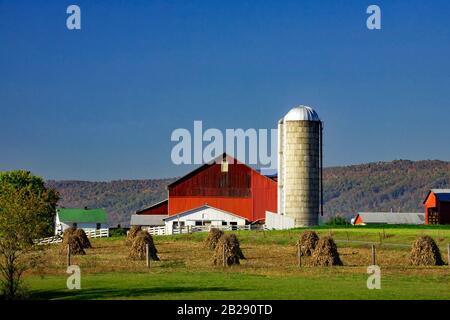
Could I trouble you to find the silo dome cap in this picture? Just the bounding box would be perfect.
[284,105,320,121]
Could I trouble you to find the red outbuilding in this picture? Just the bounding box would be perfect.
[423,189,450,225]
[136,154,277,224]
[135,199,168,216]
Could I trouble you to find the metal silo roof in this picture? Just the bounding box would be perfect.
[284,105,320,122]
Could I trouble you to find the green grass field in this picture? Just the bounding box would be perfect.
[28,271,450,300]
[25,226,450,300]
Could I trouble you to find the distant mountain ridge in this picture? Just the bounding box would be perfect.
[46,160,450,226]
[46,179,176,227]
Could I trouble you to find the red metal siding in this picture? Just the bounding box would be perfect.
[424,192,436,224]
[169,162,251,197]
[251,170,277,221]
[424,192,450,224]
[137,200,168,215]
[354,214,364,225]
[169,196,253,220]
[167,157,278,222]
[168,161,253,219]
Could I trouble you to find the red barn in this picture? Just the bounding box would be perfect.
[423,189,450,225]
[136,154,277,224]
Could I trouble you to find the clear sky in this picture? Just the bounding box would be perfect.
[1,0,449,181]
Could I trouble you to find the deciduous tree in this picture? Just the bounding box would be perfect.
[0,171,59,299]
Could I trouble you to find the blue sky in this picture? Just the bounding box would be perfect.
[1,0,449,180]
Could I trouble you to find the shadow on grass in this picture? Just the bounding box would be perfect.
[30,286,247,300]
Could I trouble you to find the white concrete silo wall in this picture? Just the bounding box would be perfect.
[282,120,320,226]
[277,119,285,216]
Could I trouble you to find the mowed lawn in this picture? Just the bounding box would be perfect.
[26,226,450,300]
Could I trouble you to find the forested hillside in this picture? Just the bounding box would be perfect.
[46,160,450,226]
[46,179,175,227]
[323,160,450,218]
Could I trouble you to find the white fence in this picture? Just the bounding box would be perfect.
[143,224,262,236]
[35,228,109,245]
[84,228,109,238]
[144,226,167,236]
[35,234,63,245]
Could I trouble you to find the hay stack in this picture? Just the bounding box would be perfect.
[126,225,142,244]
[311,236,342,266]
[213,234,243,266]
[61,227,73,248]
[299,230,319,256]
[61,234,85,255]
[62,227,76,239]
[228,233,245,259]
[204,228,224,250]
[129,230,160,261]
[73,228,92,249]
[410,236,445,266]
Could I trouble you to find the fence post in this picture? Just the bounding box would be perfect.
[448,244,450,267]
[222,244,226,267]
[146,244,150,269]
[371,244,376,265]
[297,241,301,268]
[67,244,71,267]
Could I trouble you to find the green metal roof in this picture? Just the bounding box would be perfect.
[57,208,108,223]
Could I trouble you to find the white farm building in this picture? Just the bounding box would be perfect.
[164,205,246,233]
[55,208,109,235]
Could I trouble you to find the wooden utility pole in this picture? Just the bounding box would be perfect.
[66,244,71,267]
[146,244,151,269]
[371,244,376,265]
[297,241,301,268]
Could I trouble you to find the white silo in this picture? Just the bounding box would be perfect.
[278,105,323,227]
